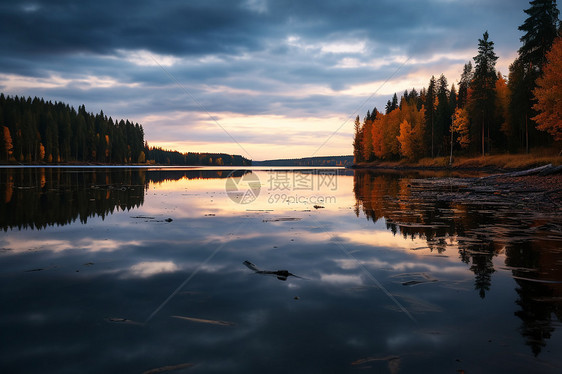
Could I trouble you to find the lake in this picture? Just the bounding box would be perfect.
[1,167,561,373]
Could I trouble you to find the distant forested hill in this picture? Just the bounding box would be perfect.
[253,155,353,167]
[146,147,251,166]
[0,94,145,163]
[0,94,251,166]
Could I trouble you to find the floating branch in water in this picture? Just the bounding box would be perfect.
[243,260,304,281]
[171,315,235,326]
[142,362,193,374]
[104,317,142,326]
[262,217,302,222]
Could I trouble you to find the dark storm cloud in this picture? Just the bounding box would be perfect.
[0,0,269,56]
[0,0,534,156]
[2,0,528,65]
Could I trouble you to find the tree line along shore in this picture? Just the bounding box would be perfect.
[0,94,250,166]
[353,1,562,167]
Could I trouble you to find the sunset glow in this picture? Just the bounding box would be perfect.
[0,0,529,160]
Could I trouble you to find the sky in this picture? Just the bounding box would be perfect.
[0,0,532,161]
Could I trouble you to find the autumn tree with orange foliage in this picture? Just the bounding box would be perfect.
[397,101,426,160]
[352,3,562,164]
[452,107,470,150]
[532,36,562,142]
[361,118,374,161]
[381,109,401,158]
[370,108,401,159]
[2,126,13,160]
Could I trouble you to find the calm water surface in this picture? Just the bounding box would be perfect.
[1,167,561,373]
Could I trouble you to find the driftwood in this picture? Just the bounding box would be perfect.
[408,165,562,212]
[481,164,562,180]
[539,165,562,176]
[503,164,554,177]
[243,260,303,281]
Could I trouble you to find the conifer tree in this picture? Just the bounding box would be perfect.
[458,62,473,109]
[469,31,498,156]
[511,0,560,152]
[424,76,437,157]
[519,0,560,72]
[353,115,364,163]
[435,74,451,156]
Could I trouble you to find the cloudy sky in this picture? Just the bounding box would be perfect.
[1,0,531,160]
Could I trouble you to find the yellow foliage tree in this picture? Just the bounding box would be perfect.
[105,134,110,158]
[39,143,45,161]
[532,36,562,141]
[397,120,415,160]
[395,101,426,160]
[2,126,13,160]
[381,109,401,158]
[361,119,374,161]
[452,107,470,149]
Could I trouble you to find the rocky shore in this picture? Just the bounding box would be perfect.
[408,164,562,212]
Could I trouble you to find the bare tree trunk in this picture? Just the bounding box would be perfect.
[481,112,485,157]
[525,112,529,154]
[488,126,492,153]
[449,122,453,166]
[431,117,434,158]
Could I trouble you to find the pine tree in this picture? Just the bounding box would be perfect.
[449,84,458,111]
[391,93,398,111]
[511,0,561,152]
[353,115,364,163]
[507,59,531,152]
[519,0,560,72]
[435,74,451,156]
[458,62,473,108]
[424,76,437,157]
[469,31,498,156]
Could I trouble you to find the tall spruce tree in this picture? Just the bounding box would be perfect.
[519,0,560,72]
[391,93,398,111]
[424,76,437,157]
[469,31,498,156]
[449,84,458,111]
[457,62,473,109]
[435,74,451,157]
[353,115,363,163]
[512,0,560,152]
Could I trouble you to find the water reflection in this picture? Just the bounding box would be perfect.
[354,170,562,356]
[1,168,562,372]
[0,168,247,230]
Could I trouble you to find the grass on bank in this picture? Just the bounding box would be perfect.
[355,148,562,170]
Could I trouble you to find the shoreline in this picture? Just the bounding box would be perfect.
[349,163,506,173]
[350,153,562,173]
